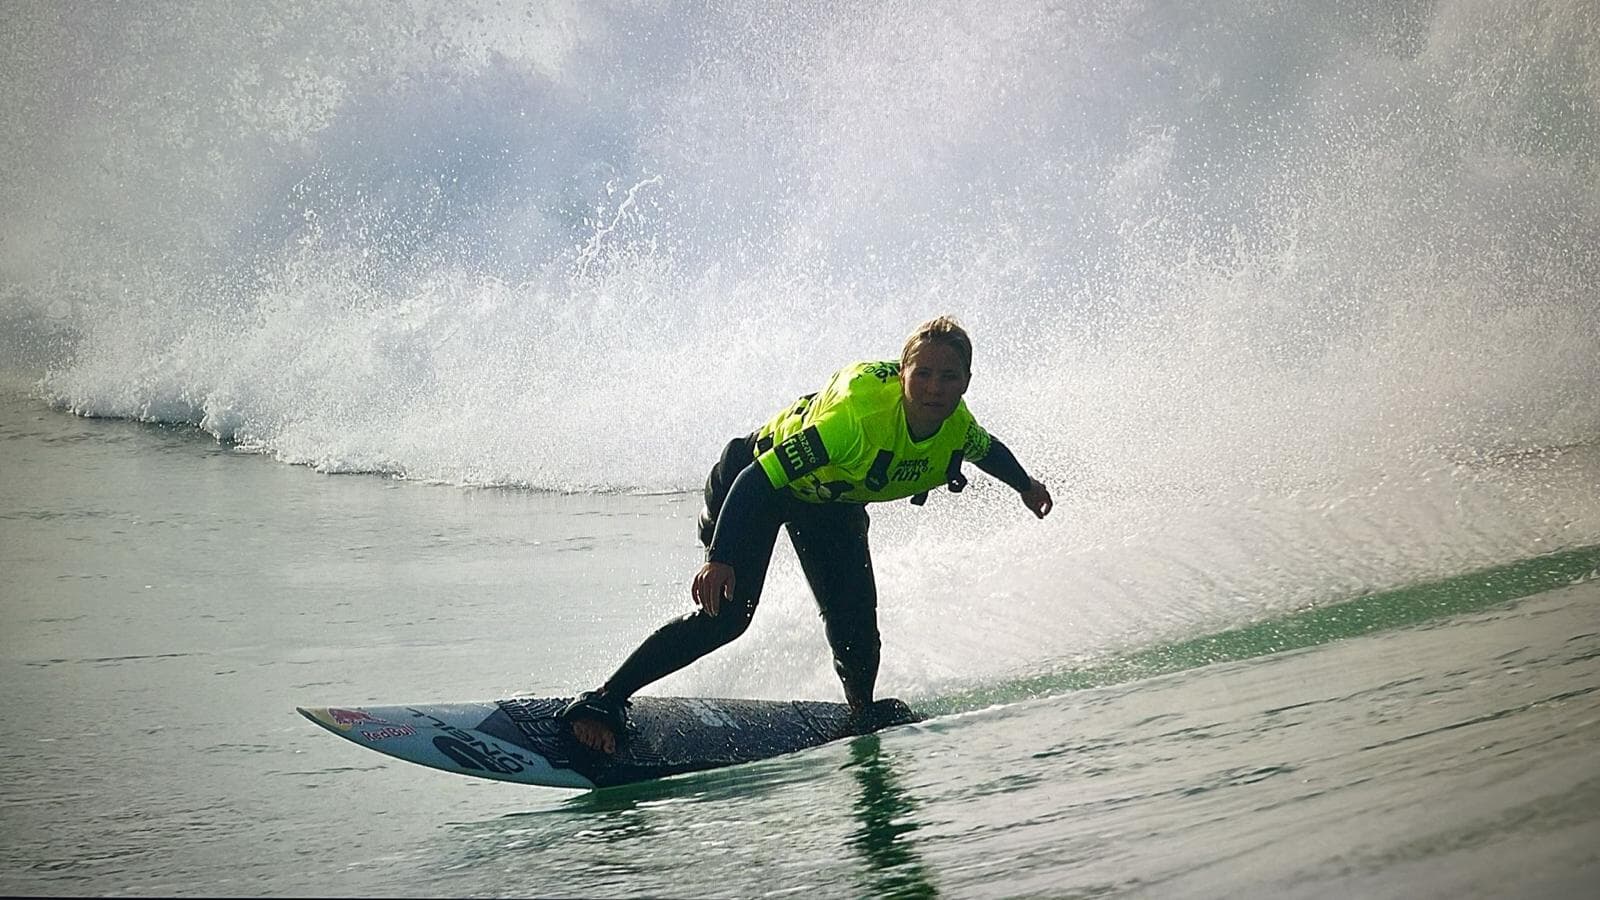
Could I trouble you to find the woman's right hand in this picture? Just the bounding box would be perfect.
[693,561,736,616]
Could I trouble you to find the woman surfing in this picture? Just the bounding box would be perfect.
[564,316,1053,753]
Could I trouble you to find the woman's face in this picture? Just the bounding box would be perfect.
[901,341,971,433]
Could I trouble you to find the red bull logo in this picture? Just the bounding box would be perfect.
[360,725,417,742]
[308,707,392,732]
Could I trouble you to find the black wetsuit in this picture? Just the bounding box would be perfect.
[598,432,1033,711]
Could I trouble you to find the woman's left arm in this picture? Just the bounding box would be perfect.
[974,437,1053,519]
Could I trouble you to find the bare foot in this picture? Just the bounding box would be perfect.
[570,717,617,754]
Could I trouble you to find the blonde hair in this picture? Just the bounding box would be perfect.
[901,315,973,374]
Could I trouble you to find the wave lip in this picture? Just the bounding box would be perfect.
[921,545,1600,717]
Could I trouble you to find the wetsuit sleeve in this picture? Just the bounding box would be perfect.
[706,463,782,565]
[754,408,862,489]
[973,436,1033,493]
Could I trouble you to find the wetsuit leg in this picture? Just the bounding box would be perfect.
[699,435,756,547]
[601,466,785,700]
[786,504,880,711]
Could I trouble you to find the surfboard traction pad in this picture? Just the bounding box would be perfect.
[299,696,919,789]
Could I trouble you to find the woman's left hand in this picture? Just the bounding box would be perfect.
[1020,478,1053,519]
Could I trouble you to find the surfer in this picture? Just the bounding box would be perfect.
[564,316,1053,753]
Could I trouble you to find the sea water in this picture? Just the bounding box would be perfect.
[2,393,1597,897]
[2,2,1598,897]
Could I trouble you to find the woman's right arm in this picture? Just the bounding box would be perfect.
[694,464,782,615]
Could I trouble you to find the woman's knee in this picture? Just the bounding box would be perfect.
[697,599,757,645]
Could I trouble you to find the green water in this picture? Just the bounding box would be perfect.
[929,545,1600,715]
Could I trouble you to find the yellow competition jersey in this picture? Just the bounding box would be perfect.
[752,360,992,504]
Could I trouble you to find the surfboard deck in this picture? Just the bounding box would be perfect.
[297,696,920,789]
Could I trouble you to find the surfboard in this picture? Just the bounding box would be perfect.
[297,696,920,789]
